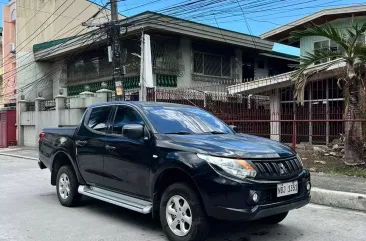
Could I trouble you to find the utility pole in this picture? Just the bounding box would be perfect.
[139,30,145,101]
[110,0,125,100]
[82,0,128,101]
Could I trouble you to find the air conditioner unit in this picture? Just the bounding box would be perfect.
[9,43,15,53]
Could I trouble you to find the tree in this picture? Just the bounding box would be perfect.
[291,21,366,166]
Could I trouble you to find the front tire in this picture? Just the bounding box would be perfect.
[56,165,82,207]
[160,183,209,241]
[259,211,288,224]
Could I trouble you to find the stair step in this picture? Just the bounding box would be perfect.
[78,185,152,214]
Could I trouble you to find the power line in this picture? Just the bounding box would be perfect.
[1,0,99,92]
[1,0,52,63]
[1,1,97,91]
[3,29,104,98]
[1,25,88,91]
[1,0,72,69]
[236,0,258,50]
[2,0,106,77]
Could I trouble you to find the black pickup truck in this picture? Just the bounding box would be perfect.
[39,101,311,241]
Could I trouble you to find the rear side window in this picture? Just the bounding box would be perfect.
[87,106,113,133]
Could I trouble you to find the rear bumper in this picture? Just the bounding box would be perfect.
[194,169,311,221]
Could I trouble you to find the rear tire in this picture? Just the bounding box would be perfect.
[160,183,209,241]
[56,165,82,207]
[259,211,288,224]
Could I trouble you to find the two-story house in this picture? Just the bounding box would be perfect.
[228,5,366,145]
[29,11,297,101]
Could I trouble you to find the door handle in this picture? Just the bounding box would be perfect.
[76,140,87,146]
[105,145,116,151]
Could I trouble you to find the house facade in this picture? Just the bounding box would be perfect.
[17,11,297,147]
[30,11,297,100]
[228,5,366,145]
[1,0,114,106]
[0,28,3,108]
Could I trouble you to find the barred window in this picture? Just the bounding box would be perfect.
[193,52,231,77]
[313,40,339,64]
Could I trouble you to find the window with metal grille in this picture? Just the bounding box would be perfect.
[313,40,339,64]
[193,52,231,77]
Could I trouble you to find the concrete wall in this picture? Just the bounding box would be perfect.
[0,41,3,107]
[59,109,85,127]
[17,53,53,100]
[16,0,112,52]
[15,0,117,101]
[300,16,366,57]
[23,126,36,147]
[176,36,244,88]
[20,110,35,125]
[254,56,269,79]
[2,1,17,103]
[52,60,66,98]
[18,91,110,146]
[20,108,84,147]
[177,37,192,87]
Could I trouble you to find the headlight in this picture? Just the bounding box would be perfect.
[197,153,256,179]
[296,154,303,167]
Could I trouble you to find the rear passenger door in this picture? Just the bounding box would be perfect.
[103,105,152,198]
[75,106,113,186]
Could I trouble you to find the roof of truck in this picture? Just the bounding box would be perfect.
[89,101,194,109]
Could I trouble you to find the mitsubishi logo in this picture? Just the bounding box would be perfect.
[278,163,287,175]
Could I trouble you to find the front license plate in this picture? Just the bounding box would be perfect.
[277,181,298,197]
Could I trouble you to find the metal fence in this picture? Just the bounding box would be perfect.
[141,80,360,148]
[39,99,56,111]
[25,102,35,112]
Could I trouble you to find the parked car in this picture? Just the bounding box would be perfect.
[38,102,311,241]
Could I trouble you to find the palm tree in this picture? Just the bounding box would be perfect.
[290,21,366,166]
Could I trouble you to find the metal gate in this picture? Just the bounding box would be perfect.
[0,109,17,147]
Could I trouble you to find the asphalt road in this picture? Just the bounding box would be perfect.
[1,155,365,241]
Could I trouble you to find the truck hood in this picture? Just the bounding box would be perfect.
[166,133,294,158]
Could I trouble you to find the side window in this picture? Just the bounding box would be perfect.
[111,106,144,135]
[87,106,112,132]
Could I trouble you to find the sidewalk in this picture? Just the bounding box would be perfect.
[0,147,365,211]
[0,147,38,160]
[311,172,366,195]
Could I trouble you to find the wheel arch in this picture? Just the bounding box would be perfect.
[51,151,85,186]
[151,167,206,219]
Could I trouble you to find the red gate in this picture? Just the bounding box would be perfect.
[0,109,17,147]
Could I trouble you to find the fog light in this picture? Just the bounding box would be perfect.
[252,192,259,203]
[306,182,311,191]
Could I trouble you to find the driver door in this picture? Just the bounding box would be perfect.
[103,105,152,198]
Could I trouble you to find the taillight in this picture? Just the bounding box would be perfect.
[39,132,45,142]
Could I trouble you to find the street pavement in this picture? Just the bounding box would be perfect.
[0,155,365,241]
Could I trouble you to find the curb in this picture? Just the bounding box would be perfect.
[310,187,366,212]
[0,152,38,161]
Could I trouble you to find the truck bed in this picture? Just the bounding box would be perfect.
[42,127,77,137]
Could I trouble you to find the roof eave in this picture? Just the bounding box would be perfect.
[260,4,366,44]
[34,12,274,61]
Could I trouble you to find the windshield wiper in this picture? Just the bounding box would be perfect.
[204,131,229,134]
[165,131,191,135]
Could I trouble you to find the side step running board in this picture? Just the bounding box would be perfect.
[78,185,152,214]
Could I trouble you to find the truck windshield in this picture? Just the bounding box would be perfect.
[143,106,233,135]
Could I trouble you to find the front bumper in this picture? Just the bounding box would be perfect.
[210,195,310,221]
[193,169,311,221]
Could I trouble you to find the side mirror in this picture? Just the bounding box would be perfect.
[122,124,144,140]
[229,125,238,133]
